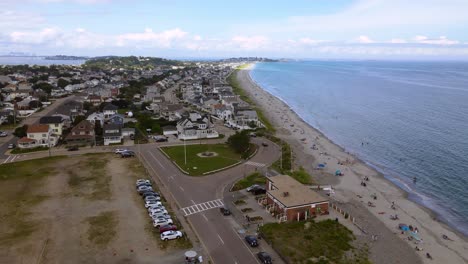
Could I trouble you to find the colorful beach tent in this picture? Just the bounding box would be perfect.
[399,224,410,231]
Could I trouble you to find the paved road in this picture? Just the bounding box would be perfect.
[0,95,77,158]
[138,138,280,264]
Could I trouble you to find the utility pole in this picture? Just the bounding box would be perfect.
[184,138,187,165]
[48,129,51,157]
[280,146,283,170]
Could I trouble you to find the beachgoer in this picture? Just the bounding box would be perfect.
[426,253,432,259]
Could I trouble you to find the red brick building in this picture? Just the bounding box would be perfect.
[265,175,329,222]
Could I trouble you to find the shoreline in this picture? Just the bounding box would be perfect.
[235,63,468,264]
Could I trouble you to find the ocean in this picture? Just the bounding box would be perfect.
[250,61,468,236]
[0,56,85,66]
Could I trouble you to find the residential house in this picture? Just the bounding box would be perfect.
[86,95,102,106]
[86,112,104,126]
[162,125,178,136]
[261,175,329,222]
[121,128,135,138]
[17,124,58,149]
[176,114,218,140]
[108,113,125,126]
[102,103,118,119]
[65,120,95,145]
[103,123,122,145]
[159,103,184,121]
[39,116,64,137]
[228,109,263,130]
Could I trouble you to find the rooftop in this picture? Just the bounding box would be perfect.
[27,124,49,133]
[268,175,328,208]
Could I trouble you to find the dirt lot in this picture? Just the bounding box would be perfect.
[0,153,189,264]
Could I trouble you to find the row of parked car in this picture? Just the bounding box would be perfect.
[115,148,135,158]
[135,179,183,241]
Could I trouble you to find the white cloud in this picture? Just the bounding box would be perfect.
[116,28,187,48]
[231,35,269,50]
[390,38,407,44]
[356,35,374,44]
[413,35,459,45]
[298,38,327,45]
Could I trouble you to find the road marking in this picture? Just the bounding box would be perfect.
[244,161,265,168]
[179,186,185,191]
[191,199,196,205]
[181,199,224,216]
[148,151,165,169]
[217,234,225,244]
[11,155,17,162]
[232,226,261,264]
[2,156,11,164]
[201,213,208,221]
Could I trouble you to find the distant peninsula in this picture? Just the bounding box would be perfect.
[45,55,89,60]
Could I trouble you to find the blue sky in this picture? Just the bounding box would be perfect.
[1,0,468,59]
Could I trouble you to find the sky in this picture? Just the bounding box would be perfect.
[1,0,468,59]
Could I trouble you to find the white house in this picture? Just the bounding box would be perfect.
[17,124,58,149]
[103,124,122,145]
[176,115,219,140]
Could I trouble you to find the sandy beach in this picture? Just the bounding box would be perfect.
[235,64,468,264]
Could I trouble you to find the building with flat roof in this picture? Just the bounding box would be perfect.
[265,175,329,222]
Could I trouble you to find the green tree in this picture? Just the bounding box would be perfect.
[13,125,28,138]
[227,131,250,155]
[33,82,54,94]
[57,78,70,89]
[72,115,86,126]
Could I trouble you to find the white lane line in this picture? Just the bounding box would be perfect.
[196,204,203,211]
[214,199,224,206]
[3,155,12,164]
[191,199,196,205]
[11,155,17,162]
[179,186,185,192]
[217,234,225,245]
[201,213,208,221]
[209,201,216,208]
[148,151,165,169]
[232,227,261,263]
[200,203,208,210]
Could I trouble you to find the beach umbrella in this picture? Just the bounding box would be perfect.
[318,164,326,168]
[335,170,342,176]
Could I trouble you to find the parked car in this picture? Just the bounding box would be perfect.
[219,207,231,216]
[246,184,260,192]
[67,146,79,151]
[138,185,153,194]
[0,131,7,137]
[148,207,168,215]
[158,224,177,234]
[160,230,183,241]
[245,235,259,247]
[142,191,160,199]
[136,182,152,189]
[121,151,135,158]
[257,252,272,264]
[145,201,162,208]
[150,213,171,220]
[154,136,168,142]
[114,148,128,154]
[147,204,165,212]
[262,142,268,147]
[153,218,173,228]
[251,187,267,195]
[8,143,16,149]
[136,179,150,186]
[144,196,161,202]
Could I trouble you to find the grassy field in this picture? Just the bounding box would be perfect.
[161,144,242,175]
[85,211,118,247]
[260,220,370,264]
[0,156,64,246]
[231,172,267,191]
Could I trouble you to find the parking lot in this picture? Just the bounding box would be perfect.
[0,153,189,264]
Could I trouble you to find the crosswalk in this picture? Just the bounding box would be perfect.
[2,155,21,164]
[244,161,265,168]
[181,199,224,216]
